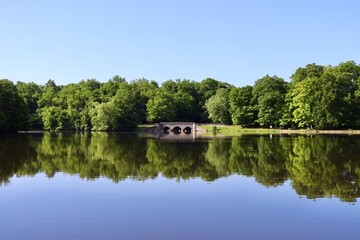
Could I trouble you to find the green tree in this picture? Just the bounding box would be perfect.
[229,86,256,126]
[252,75,288,127]
[205,88,231,124]
[130,78,159,123]
[333,61,360,128]
[291,63,324,84]
[90,83,140,130]
[161,80,179,94]
[110,83,140,130]
[146,91,176,122]
[37,79,60,108]
[197,78,232,122]
[89,102,117,131]
[100,75,126,102]
[173,92,197,121]
[289,61,360,129]
[16,81,42,129]
[159,79,203,122]
[289,77,320,128]
[37,79,61,130]
[0,79,28,131]
[40,106,71,131]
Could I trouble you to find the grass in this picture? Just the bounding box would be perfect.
[137,124,156,128]
[199,125,280,136]
[134,124,156,132]
[199,124,360,136]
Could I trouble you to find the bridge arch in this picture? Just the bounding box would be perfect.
[163,126,170,133]
[172,126,182,134]
[183,126,192,134]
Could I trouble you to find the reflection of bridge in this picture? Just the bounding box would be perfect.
[156,122,197,134]
[156,132,196,141]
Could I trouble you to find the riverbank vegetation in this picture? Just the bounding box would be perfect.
[1,60,360,132]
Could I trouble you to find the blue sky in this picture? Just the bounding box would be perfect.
[1,0,359,87]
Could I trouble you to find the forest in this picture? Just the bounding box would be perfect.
[1,60,360,132]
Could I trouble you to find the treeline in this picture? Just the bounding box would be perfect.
[1,60,360,131]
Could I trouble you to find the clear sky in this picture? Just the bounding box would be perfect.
[1,0,360,87]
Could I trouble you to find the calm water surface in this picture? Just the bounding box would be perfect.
[1,132,360,239]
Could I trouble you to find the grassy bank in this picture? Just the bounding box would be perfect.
[197,124,360,135]
[198,125,280,136]
[134,124,156,132]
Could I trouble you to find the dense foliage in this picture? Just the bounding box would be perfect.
[0,80,27,131]
[2,60,360,131]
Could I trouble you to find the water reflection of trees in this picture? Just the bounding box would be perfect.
[0,135,37,185]
[285,136,360,202]
[1,133,360,202]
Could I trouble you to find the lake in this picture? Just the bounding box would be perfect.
[1,132,360,239]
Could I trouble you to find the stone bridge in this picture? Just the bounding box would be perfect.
[156,122,197,134]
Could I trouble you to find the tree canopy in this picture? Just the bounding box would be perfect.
[2,60,360,132]
[0,80,27,132]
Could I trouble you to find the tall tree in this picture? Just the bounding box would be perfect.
[0,80,28,131]
[252,75,288,127]
[173,92,197,121]
[130,78,159,123]
[146,91,176,122]
[90,82,140,130]
[289,61,360,129]
[334,61,360,128]
[289,77,320,129]
[110,83,140,130]
[196,78,232,122]
[100,75,126,102]
[205,88,231,124]
[291,63,325,84]
[229,86,256,126]
[16,81,42,129]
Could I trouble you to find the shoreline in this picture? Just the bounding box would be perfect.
[196,124,360,135]
[13,124,360,135]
